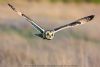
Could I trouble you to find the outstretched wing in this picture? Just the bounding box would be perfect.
[8,3,45,33]
[54,15,95,33]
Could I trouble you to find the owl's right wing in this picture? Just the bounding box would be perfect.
[8,3,45,33]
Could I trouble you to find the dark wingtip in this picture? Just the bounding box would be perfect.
[8,3,10,6]
[8,3,12,7]
[88,15,95,21]
[8,3,15,11]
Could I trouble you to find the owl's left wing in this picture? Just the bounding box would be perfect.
[54,15,95,33]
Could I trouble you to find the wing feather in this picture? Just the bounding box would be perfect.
[54,15,95,33]
[8,3,45,33]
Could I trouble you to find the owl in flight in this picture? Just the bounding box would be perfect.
[8,4,95,40]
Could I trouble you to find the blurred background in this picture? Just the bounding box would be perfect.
[0,0,100,67]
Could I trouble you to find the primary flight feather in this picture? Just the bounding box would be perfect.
[8,3,45,33]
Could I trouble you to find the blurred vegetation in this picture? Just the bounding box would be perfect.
[0,0,6,3]
[0,25,100,44]
[49,0,100,3]
[0,0,100,4]
[0,25,34,39]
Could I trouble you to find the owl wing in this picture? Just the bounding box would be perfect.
[54,15,95,33]
[8,3,45,33]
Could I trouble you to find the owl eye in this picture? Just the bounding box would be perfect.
[47,33,49,35]
[51,34,53,36]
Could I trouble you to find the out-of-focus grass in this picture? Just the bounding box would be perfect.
[0,25,100,66]
[0,25,100,44]
[0,0,100,4]
[91,0,100,4]
[0,27,35,67]
[68,30,100,44]
[0,25,34,39]
[49,0,100,3]
[0,0,6,3]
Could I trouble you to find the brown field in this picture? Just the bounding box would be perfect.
[0,2,100,67]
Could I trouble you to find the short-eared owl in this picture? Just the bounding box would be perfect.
[8,4,95,40]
